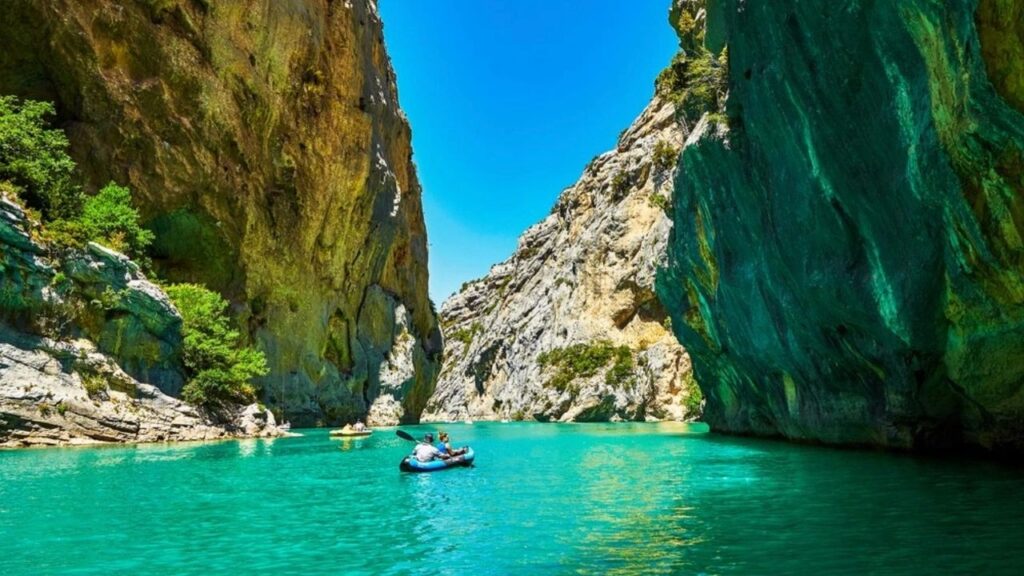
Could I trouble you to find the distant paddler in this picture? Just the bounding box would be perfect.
[329,420,373,438]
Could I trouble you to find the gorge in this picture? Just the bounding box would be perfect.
[2,0,1024,456]
[2,1,1024,573]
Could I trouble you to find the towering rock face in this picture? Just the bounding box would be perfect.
[425,97,698,423]
[0,0,441,425]
[657,0,1024,452]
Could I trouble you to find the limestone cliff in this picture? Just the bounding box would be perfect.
[424,97,698,423]
[0,197,279,447]
[657,0,1024,452]
[0,0,441,426]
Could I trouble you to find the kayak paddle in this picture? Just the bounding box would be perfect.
[396,430,419,442]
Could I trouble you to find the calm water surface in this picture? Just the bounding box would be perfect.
[1,422,1023,575]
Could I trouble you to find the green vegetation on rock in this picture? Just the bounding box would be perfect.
[603,346,636,390]
[448,322,482,347]
[653,139,678,172]
[655,47,728,124]
[682,372,703,417]
[611,171,633,200]
[0,96,80,221]
[76,183,154,257]
[649,192,671,213]
[82,374,107,398]
[538,341,632,393]
[1,96,153,260]
[165,283,268,408]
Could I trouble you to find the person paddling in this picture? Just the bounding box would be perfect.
[436,431,467,457]
[413,433,450,463]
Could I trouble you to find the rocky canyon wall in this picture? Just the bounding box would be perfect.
[425,97,698,423]
[0,0,441,426]
[657,0,1024,452]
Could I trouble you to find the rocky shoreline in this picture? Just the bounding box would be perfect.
[0,197,285,448]
[0,331,287,448]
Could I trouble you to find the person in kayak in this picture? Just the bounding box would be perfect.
[354,419,366,432]
[436,431,467,457]
[413,433,451,463]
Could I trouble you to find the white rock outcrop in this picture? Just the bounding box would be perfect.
[425,97,700,423]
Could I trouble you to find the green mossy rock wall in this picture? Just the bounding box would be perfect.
[657,0,1024,452]
[0,0,441,425]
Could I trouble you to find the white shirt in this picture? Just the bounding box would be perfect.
[413,443,441,463]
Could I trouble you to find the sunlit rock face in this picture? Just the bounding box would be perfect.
[425,97,698,423]
[0,0,441,426]
[657,0,1024,452]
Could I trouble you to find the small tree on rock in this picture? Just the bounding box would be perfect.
[165,283,268,408]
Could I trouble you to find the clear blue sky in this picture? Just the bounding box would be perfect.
[379,1,679,302]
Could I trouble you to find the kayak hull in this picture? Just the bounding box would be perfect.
[400,448,475,473]
[329,429,373,437]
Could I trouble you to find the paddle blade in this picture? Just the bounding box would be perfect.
[396,430,417,442]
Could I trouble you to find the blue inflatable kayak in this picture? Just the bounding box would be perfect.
[400,448,475,473]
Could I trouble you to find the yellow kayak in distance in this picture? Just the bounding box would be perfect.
[329,428,373,438]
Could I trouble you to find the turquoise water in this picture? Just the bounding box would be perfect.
[1,422,1023,575]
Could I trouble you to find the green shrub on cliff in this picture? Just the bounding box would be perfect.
[0,96,154,259]
[611,171,633,200]
[538,341,632,392]
[47,182,154,259]
[655,47,729,123]
[78,182,154,257]
[165,283,267,407]
[653,140,678,171]
[0,96,81,221]
[448,322,482,347]
[604,346,636,389]
[688,379,704,414]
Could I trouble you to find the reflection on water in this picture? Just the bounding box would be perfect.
[1,423,1023,575]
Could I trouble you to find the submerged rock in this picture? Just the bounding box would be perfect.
[425,97,698,423]
[0,0,440,426]
[657,0,1024,452]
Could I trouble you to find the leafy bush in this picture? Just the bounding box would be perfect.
[604,346,635,389]
[655,46,729,124]
[611,171,633,200]
[165,283,267,407]
[77,182,154,257]
[448,322,482,346]
[653,140,678,172]
[649,193,670,212]
[538,341,632,392]
[0,96,81,221]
